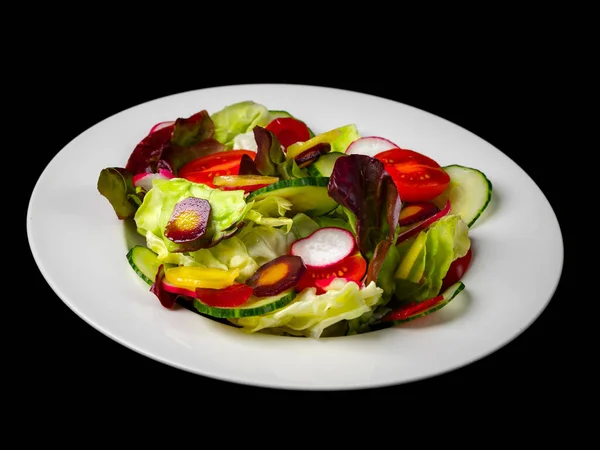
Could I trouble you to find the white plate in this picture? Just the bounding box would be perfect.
[27,84,563,390]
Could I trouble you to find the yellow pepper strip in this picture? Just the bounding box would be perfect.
[286,128,342,159]
[164,266,240,290]
[212,174,279,187]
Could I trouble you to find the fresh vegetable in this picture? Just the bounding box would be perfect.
[398,202,439,227]
[127,245,169,285]
[132,169,175,192]
[306,152,346,177]
[194,283,254,307]
[375,148,451,202]
[394,213,471,303]
[293,143,331,169]
[97,167,142,219]
[285,124,359,160]
[327,154,401,285]
[149,121,175,134]
[433,165,492,227]
[135,178,252,253]
[265,117,311,149]
[164,265,240,290]
[382,281,465,323]
[163,197,211,249]
[442,247,472,291]
[290,227,356,268]
[213,174,279,192]
[246,255,306,297]
[194,289,296,318]
[345,136,399,157]
[295,251,367,294]
[178,150,256,187]
[396,199,451,244]
[246,177,339,217]
[98,100,492,338]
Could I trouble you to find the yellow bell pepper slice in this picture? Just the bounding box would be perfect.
[286,128,342,159]
[164,266,240,290]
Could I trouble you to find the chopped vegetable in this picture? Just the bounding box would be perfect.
[246,255,306,297]
[375,148,451,202]
[98,100,492,338]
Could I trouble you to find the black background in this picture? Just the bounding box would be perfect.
[18,25,577,427]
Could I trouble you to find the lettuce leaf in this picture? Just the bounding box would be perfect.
[394,214,470,303]
[237,223,296,267]
[329,124,361,153]
[232,280,383,338]
[134,178,252,253]
[211,101,272,149]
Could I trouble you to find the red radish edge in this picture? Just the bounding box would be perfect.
[396,200,451,244]
[133,169,175,191]
[162,280,197,298]
[345,136,400,157]
[291,227,356,268]
[150,121,175,134]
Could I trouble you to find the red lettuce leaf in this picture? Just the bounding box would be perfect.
[327,154,401,283]
[253,126,286,177]
[125,126,173,175]
[157,139,225,174]
[150,264,178,309]
[125,110,218,176]
[170,110,214,147]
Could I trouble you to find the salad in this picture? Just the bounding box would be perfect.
[97,100,492,338]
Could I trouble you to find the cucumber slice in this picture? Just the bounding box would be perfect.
[126,245,163,285]
[434,164,492,227]
[246,177,338,216]
[193,289,295,318]
[306,152,347,177]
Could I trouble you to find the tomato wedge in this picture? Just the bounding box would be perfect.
[375,148,450,202]
[265,117,311,149]
[178,150,256,187]
[296,252,367,294]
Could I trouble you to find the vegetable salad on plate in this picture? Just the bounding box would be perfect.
[97,101,492,338]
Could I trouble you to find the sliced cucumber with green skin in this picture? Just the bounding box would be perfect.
[127,245,162,285]
[246,177,338,216]
[193,289,295,318]
[268,110,315,138]
[434,165,492,228]
[385,281,465,324]
[126,245,175,285]
[306,152,347,177]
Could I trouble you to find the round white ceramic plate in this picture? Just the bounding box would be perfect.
[27,84,563,390]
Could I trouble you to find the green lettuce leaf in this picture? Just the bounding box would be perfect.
[394,214,470,303]
[211,101,272,149]
[244,195,294,231]
[232,280,383,338]
[238,223,296,267]
[329,124,361,153]
[134,178,252,253]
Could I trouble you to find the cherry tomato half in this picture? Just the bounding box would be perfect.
[265,117,311,149]
[375,148,450,202]
[441,247,473,291]
[178,150,257,187]
[295,252,367,294]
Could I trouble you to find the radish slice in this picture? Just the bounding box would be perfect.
[162,280,197,298]
[133,168,175,191]
[345,136,399,157]
[396,200,451,244]
[290,227,356,268]
[149,121,175,134]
